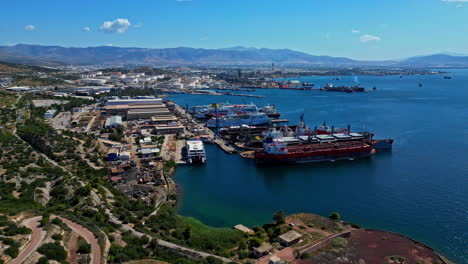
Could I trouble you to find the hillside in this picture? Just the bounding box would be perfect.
[0,61,59,74]
[0,44,359,66]
[401,54,468,67]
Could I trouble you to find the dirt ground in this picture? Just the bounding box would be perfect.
[304,229,446,264]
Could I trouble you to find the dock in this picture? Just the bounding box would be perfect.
[218,92,264,98]
[200,125,238,154]
[271,119,289,124]
[175,139,187,165]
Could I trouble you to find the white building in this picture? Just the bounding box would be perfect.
[80,78,107,85]
[104,116,123,128]
[111,74,126,79]
[44,109,57,119]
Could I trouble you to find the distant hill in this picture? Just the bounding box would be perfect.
[0,44,467,67]
[0,61,60,74]
[401,54,468,67]
[0,44,359,66]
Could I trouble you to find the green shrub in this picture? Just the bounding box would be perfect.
[329,212,341,221]
[37,256,48,264]
[4,245,19,258]
[37,242,67,261]
[77,238,91,254]
[331,237,348,248]
[51,233,63,241]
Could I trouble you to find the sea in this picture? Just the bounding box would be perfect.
[169,69,468,263]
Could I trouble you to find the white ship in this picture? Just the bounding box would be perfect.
[194,103,258,119]
[206,112,271,128]
[186,140,207,164]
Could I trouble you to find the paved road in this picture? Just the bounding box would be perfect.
[10,216,45,264]
[52,216,101,264]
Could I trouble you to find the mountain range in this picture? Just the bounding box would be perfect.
[1,44,468,67]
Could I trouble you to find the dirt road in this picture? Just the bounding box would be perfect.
[52,216,101,264]
[10,216,45,264]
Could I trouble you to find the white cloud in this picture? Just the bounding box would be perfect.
[360,34,381,43]
[443,0,468,2]
[83,27,91,32]
[176,0,192,2]
[351,29,360,34]
[134,22,143,28]
[24,25,35,31]
[100,18,131,34]
[199,36,208,41]
[104,43,113,47]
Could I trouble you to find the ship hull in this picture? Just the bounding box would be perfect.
[255,150,373,164]
[255,142,375,165]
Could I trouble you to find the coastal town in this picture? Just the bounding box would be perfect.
[0,61,454,264]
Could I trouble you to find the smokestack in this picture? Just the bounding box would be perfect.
[347,124,351,135]
[331,126,335,136]
[314,126,317,136]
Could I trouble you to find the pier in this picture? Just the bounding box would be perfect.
[175,103,238,154]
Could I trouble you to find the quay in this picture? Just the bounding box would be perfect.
[174,103,238,154]
[271,119,289,124]
[217,92,264,98]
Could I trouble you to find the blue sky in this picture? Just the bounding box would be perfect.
[1,0,468,60]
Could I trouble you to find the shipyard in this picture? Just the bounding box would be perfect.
[0,61,462,264]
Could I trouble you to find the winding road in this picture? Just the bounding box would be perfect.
[52,216,101,264]
[10,216,45,264]
[10,216,101,264]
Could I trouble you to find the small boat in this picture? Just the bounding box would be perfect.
[444,76,452,80]
[372,86,377,91]
[418,83,423,87]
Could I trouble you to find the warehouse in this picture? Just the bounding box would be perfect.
[104,116,123,128]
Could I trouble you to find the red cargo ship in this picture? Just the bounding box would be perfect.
[254,128,392,165]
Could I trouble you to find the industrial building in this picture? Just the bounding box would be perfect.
[278,230,303,247]
[105,116,123,128]
[104,97,177,123]
[127,108,172,120]
[44,109,57,119]
[154,124,184,135]
[106,98,163,106]
[107,148,120,161]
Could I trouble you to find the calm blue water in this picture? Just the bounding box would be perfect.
[171,70,468,263]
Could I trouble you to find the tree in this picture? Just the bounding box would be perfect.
[329,212,341,221]
[77,238,91,254]
[206,256,223,264]
[183,226,191,240]
[37,256,48,264]
[41,212,50,226]
[273,210,286,225]
[37,242,67,261]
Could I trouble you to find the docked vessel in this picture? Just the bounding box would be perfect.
[259,104,281,118]
[193,103,258,119]
[320,83,366,93]
[206,112,271,128]
[186,140,207,164]
[254,126,393,165]
[192,103,280,119]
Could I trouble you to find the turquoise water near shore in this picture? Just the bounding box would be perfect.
[170,70,468,263]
